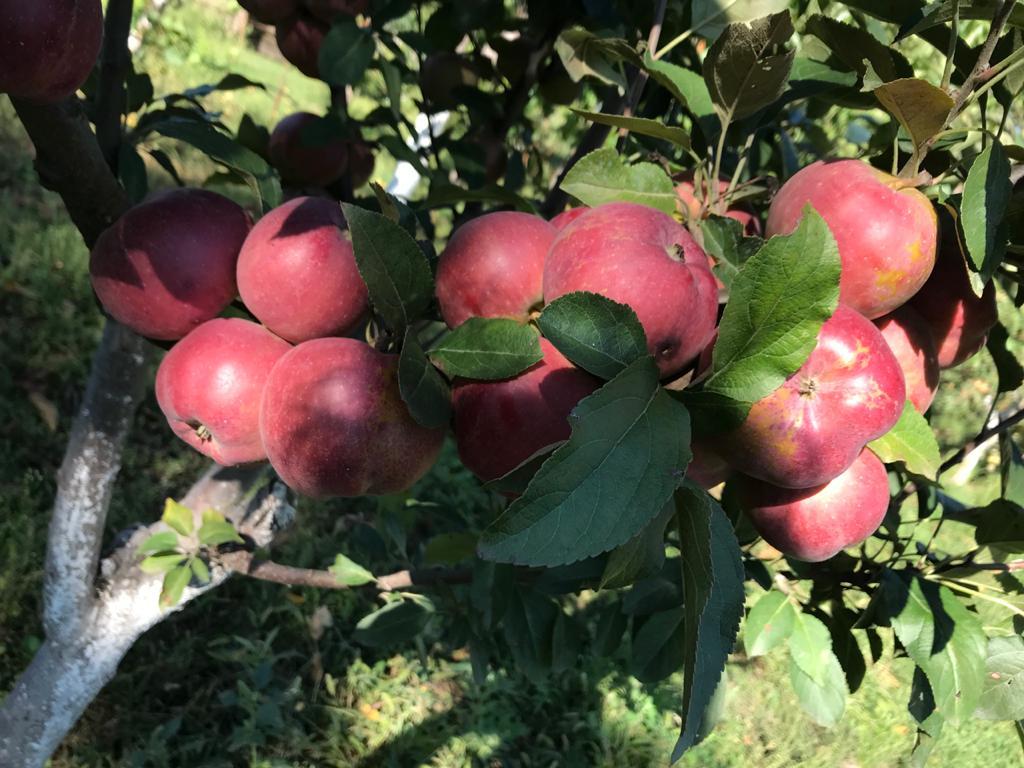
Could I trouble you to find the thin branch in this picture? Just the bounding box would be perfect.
[619,0,669,133]
[94,0,135,169]
[939,408,1024,475]
[941,0,960,91]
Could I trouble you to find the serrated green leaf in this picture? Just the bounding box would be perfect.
[869,401,941,478]
[329,553,376,586]
[641,53,717,140]
[689,0,791,41]
[353,599,434,646]
[744,589,797,656]
[988,324,1024,394]
[318,20,375,87]
[789,648,848,727]
[538,292,648,380]
[162,499,194,537]
[872,78,954,151]
[962,143,1013,285]
[197,519,242,548]
[398,330,451,428]
[554,28,636,88]
[671,484,745,760]
[560,147,678,215]
[631,607,685,683]
[700,215,763,291]
[423,532,478,566]
[705,206,840,404]
[342,203,434,334]
[788,612,835,686]
[804,15,915,82]
[137,530,180,555]
[1002,435,1024,509]
[897,0,1024,41]
[571,109,691,148]
[160,564,192,607]
[974,499,1024,554]
[140,553,187,574]
[503,589,558,683]
[190,556,211,584]
[975,635,1024,720]
[429,318,542,380]
[478,357,691,567]
[600,501,674,589]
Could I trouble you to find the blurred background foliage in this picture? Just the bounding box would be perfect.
[2,0,1023,764]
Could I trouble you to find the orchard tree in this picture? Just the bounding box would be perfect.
[2,0,1024,765]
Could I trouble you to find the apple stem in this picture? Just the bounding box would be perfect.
[195,424,212,442]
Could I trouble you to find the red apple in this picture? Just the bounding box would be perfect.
[156,319,291,465]
[275,14,328,79]
[736,448,890,562]
[675,174,761,236]
[766,159,937,319]
[90,189,251,340]
[0,0,102,103]
[236,196,368,343]
[718,305,905,489]
[874,305,940,413]
[550,207,589,230]
[238,0,299,24]
[910,215,998,369]
[436,212,556,328]
[452,338,600,482]
[544,202,719,378]
[305,0,368,22]
[259,338,446,497]
[269,112,349,188]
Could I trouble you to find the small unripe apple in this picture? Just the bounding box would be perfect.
[90,189,251,340]
[436,212,556,328]
[910,214,998,369]
[304,0,368,22]
[275,14,328,79]
[452,338,600,482]
[268,112,349,187]
[156,319,291,465]
[718,305,905,489]
[766,159,937,319]
[419,52,479,110]
[0,0,102,103]
[236,196,368,343]
[260,338,446,497]
[737,448,890,562]
[544,202,719,378]
[874,305,940,413]
[238,0,299,24]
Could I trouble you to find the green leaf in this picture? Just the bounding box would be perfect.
[190,557,211,584]
[1002,435,1024,509]
[502,589,558,683]
[897,0,1024,41]
[631,607,686,683]
[162,499,194,537]
[788,612,835,686]
[744,589,797,656]
[962,143,1013,285]
[181,73,265,99]
[137,530,180,555]
[872,78,954,152]
[139,552,187,574]
[537,292,648,380]
[429,318,542,380]
[353,599,434,646]
[160,564,192,607]
[671,484,745,760]
[481,446,557,497]
[398,330,451,429]
[118,144,148,204]
[700,215,763,291]
[974,500,1024,554]
[560,147,678,215]
[702,12,796,123]
[868,401,941,478]
[329,553,376,586]
[789,648,848,727]
[988,324,1024,394]
[423,532,478,566]
[689,0,791,41]
[553,28,638,88]
[570,109,691,148]
[827,607,868,693]
[318,20,375,87]
[197,519,242,548]
[804,15,915,82]
[479,357,691,567]
[975,635,1024,720]
[641,53,717,140]
[152,119,281,214]
[705,206,840,404]
[600,501,674,589]
[341,203,434,334]
[882,570,987,724]
[594,604,629,656]
[422,183,537,213]
[780,57,859,103]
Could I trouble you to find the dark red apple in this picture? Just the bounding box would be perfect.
[736,448,890,562]
[238,0,299,24]
[874,305,940,413]
[0,0,102,103]
[90,189,251,340]
[275,14,328,79]
[236,196,368,343]
[550,207,589,230]
[452,339,600,482]
[910,214,998,369]
[259,338,446,497]
[436,212,556,328]
[766,159,937,319]
[269,112,349,188]
[156,318,291,465]
[718,305,905,489]
[346,137,375,189]
[419,52,479,110]
[305,0,368,22]
[544,202,719,378]
[675,174,761,236]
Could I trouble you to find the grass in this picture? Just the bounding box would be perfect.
[2,1,1023,766]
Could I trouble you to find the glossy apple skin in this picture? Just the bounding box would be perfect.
[275,14,328,78]
[268,112,349,188]
[544,202,719,378]
[737,448,890,562]
[436,212,556,328]
[550,207,589,230]
[237,196,368,343]
[259,338,446,497]
[238,0,298,23]
[156,319,291,465]
[90,189,251,340]
[719,305,905,489]
[452,339,600,482]
[766,159,937,319]
[675,175,761,236]
[0,0,102,103]
[305,0,368,21]
[875,305,940,413]
[909,220,998,369]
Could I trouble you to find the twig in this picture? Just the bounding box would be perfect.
[939,408,1024,475]
[94,0,135,170]
[941,0,960,92]
[618,0,669,144]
